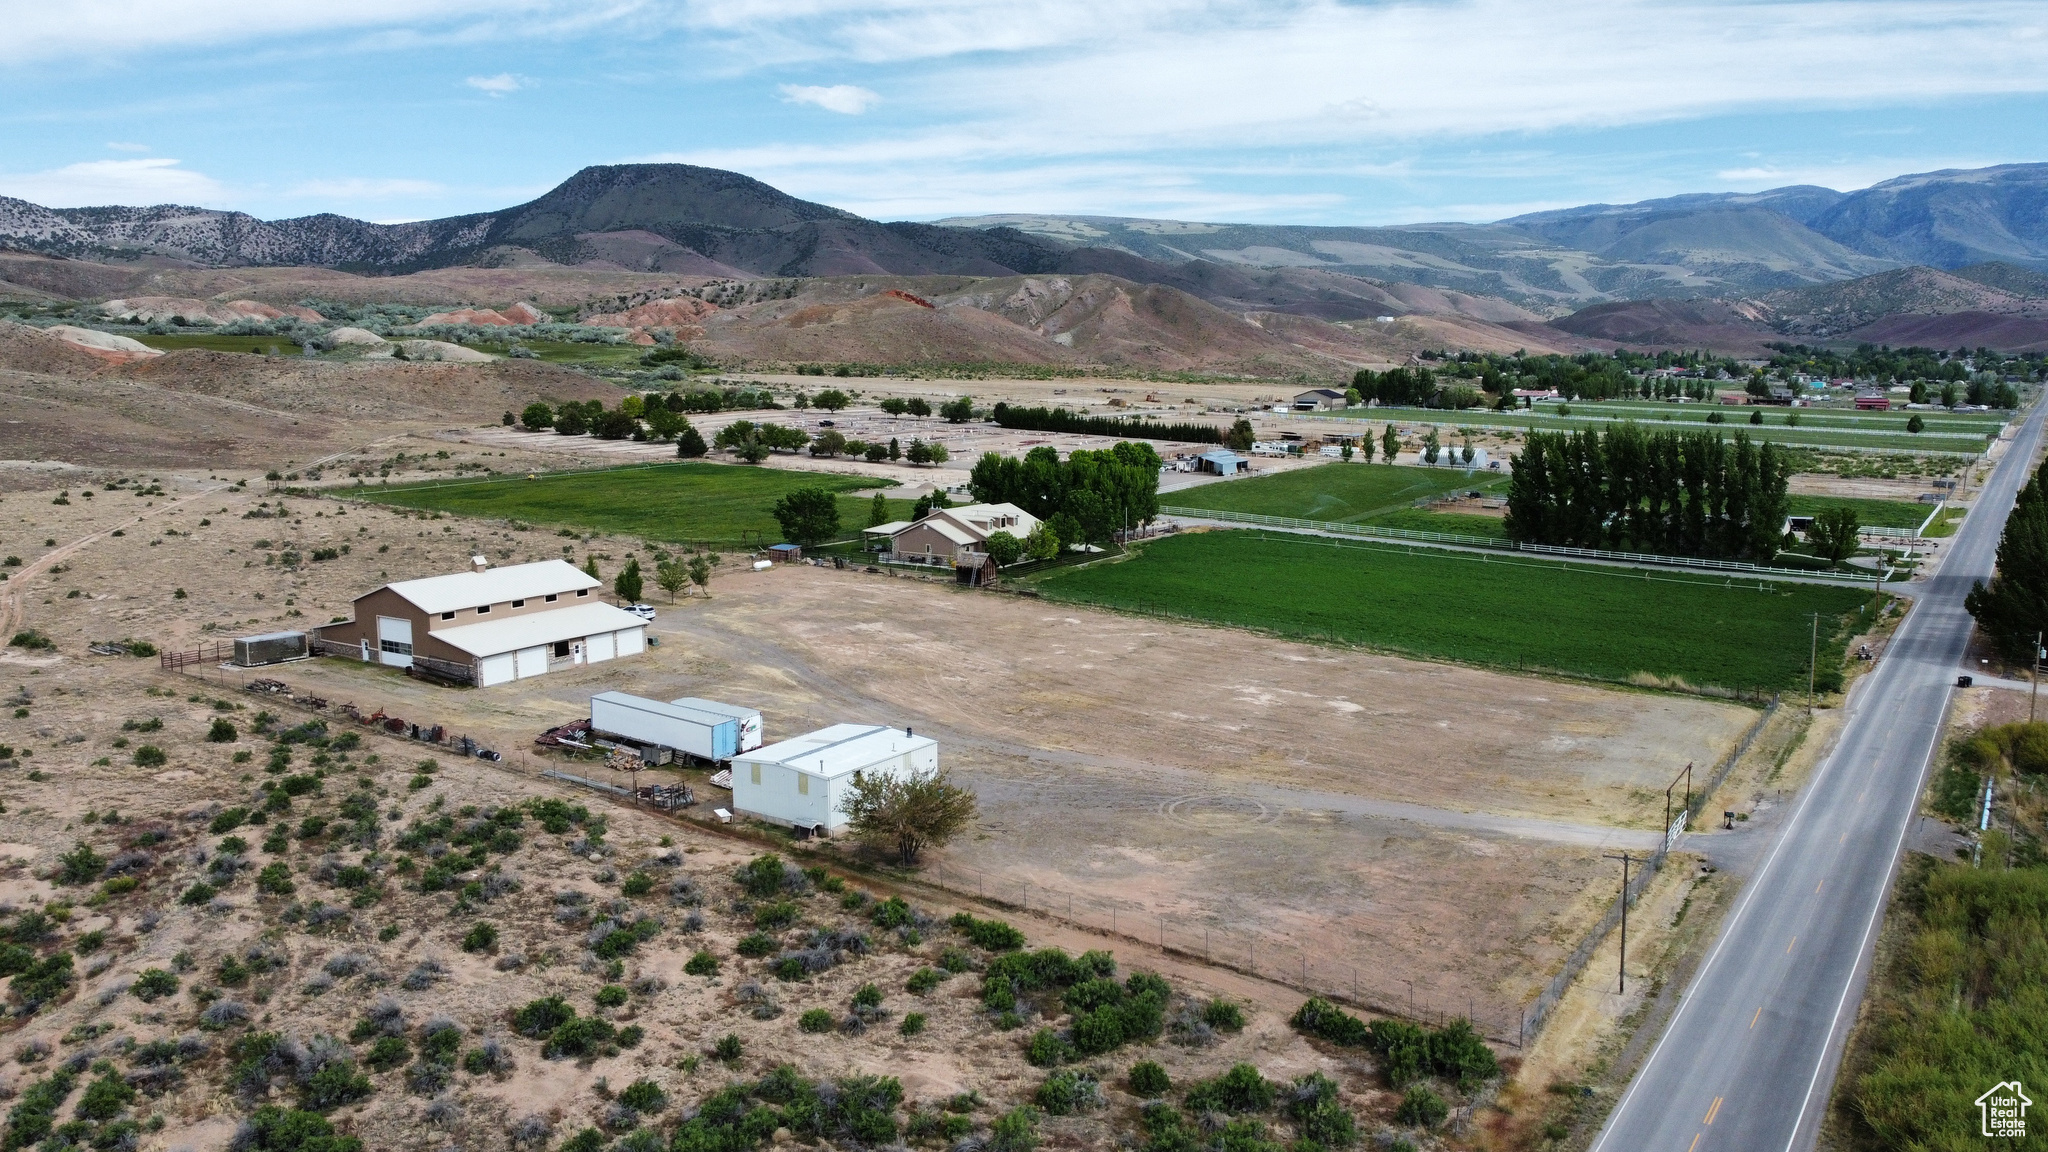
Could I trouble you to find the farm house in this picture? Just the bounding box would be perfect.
[314,557,646,686]
[729,724,938,836]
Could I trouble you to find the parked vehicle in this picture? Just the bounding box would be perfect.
[627,604,657,622]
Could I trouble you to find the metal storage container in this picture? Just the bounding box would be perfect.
[234,630,307,667]
[669,697,764,752]
[590,691,738,762]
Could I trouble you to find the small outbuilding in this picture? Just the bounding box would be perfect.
[1195,449,1251,475]
[730,724,938,836]
[1293,388,1348,411]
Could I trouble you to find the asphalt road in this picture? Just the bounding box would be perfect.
[1590,398,2047,1152]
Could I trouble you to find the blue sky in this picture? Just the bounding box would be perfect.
[3,0,2047,226]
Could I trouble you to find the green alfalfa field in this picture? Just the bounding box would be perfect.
[1031,530,1877,693]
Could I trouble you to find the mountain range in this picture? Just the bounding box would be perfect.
[4,161,2048,358]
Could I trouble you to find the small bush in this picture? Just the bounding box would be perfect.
[619,1078,666,1113]
[208,718,239,743]
[363,1035,410,1071]
[754,900,801,930]
[950,912,1025,951]
[210,807,249,834]
[179,882,218,906]
[851,982,883,1009]
[595,984,629,1009]
[133,745,167,768]
[1034,1069,1102,1116]
[1183,1064,1273,1114]
[1203,998,1246,1032]
[712,1033,743,1062]
[900,1013,926,1036]
[461,922,499,953]
[871,896,914,928]
[938,947,974,973]
[543,1017,615,1059]
[57,842,106,885]
[736,931,777,958]
[684,950,720,977]
[1129,1061,1171,1097]
[512,996,575,1038]
[1026,1028,1070,1067]
[1395,1085,1447,1128]
[799,1009,835,1034]
[621,871,654,896]
[988,1106,1040,1152]
[907,967,943,995]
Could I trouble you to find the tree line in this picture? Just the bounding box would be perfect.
[968,443,1163,548]
[990,404,1221,444]
[1505,426,1792,561]
[1966,454,2048,664]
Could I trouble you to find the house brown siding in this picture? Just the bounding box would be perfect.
[314,588,471,665]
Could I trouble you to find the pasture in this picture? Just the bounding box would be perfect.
[1166,462,1498,521]
[136,333,306,355]
[1322,404,1998,454]
[1031,530,1875,693]
[352,461,909,547]
[1786,494,1933,530]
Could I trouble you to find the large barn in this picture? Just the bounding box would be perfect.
[315,558,647,686]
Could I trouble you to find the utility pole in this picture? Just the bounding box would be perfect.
[1604,852,1639,994]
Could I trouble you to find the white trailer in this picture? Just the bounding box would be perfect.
[669,697,764,753]
[589,691,740,763]
[730,724,937,835]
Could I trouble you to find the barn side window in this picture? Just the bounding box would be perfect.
[476,605,491,614]
[441,611,454,620]
[797,773,809,795]
[575,589,589,597]
[512,599,525,608]
[545,593,559,602]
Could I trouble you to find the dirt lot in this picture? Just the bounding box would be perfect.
[2,468,1753,1045]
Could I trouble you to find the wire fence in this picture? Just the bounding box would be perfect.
[1518,697,1780,1041]
[1161,505,1875,584]
[916,859,1532,1048]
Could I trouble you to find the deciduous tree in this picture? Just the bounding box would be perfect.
[772,487,841,547]
[841,768,978,865]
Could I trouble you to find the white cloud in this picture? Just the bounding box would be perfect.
[778,83,880,114]
[284,177,448,200]
[466,73,524,96]
[0,158,226,208]
[104,141,150,153]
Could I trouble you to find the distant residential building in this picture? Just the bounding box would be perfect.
[868,502,1040,563]
[1292,388,1348,411]
[1854,394,1892,411]
[1196,449,1251,475]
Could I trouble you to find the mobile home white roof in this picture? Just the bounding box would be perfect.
[735,724,934,779]
[431,601,644,657]
[384,559,599,615]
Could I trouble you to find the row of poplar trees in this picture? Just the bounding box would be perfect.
[1965,454,2048,663]
[1505,426,1792,561]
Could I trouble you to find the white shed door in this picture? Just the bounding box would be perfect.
[375,616,414,668]
[478,652,516,686]
[586,631,616,663]
[614,627,644,657]
[514,646,548,678]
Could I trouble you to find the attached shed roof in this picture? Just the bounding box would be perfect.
[430,601,645,658]
[1200,449,1248,464]
[384,558,598,615]
[863,520,913,535]
[736,724,935,779]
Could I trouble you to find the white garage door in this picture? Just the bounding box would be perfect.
[514,646,548,679]
[615,627,645,657]
[478,652,516,687]
[586,631,616,663]
[375,616,414,668]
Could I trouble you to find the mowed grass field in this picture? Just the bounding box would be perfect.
[1166,462,1500,521]
[353,462,911,546]
[1786,494,1933,530]
[1032,530,1874,692]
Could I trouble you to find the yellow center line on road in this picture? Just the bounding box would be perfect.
[1705,1097,1724,1125]
[1688,1134,1701,1152]
[1787,936,1797,953]
[1840,832,1847,844]
[1750,1006,1762,1029]
[1816,880,1824,894]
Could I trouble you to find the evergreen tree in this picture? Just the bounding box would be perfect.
[1966,458,2048,663]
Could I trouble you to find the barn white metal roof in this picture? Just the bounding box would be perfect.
[431,601,645,657]
[734,724,934,779]
[384,558,599,614]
